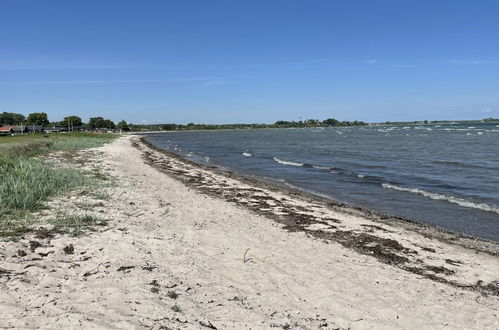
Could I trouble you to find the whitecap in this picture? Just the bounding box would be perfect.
[313,165,331,170]
[273,157,303,167]
[382,183,499,214]
[242,152,252,157]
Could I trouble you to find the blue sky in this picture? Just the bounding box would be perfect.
[1,0,499,124]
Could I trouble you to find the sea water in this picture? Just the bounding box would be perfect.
[145,123,499,242]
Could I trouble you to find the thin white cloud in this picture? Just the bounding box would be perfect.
[0,56,129,70]
[365,59,378,64]
[199,80,231,87]
[449,59,499,65]
[482,108,493,113]
[0,77,230,86]
[0,79,170,85]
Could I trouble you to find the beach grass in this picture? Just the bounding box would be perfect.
[50,214,108,236]
[0,153,89,218]
[0,132,117,237]
[0,132,116,156]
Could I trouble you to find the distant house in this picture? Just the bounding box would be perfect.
[54,125,69,132]
[44,127,60,133]
[26,125,44,133]
[11,125,28,134]
[0,126,14,135]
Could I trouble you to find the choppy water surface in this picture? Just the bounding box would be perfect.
[145,123,499,242]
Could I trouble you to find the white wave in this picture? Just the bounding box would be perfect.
[204,156,210,162]
[382,183,499,214]
[273,157,303,167]
[357,174,365,178]
[313,165,331,170]
[242,152,252,157]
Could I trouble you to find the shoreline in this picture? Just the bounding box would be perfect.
[136,136,499,293]
[1,135,498,329]
[140,136,499,255]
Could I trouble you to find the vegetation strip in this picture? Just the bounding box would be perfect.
[0,133,116,238]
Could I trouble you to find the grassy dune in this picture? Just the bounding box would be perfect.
[0,133,117,237]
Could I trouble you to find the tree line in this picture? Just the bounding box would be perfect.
[0,112,130,131]
[133,118,368,131]
[1,111,367,133]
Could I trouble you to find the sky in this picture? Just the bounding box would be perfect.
[1,0,499,124]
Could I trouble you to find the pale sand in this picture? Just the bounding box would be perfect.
[1,135,498,329]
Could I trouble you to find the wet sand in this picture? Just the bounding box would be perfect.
[1,135,498,329]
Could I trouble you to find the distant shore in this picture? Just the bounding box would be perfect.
[1,135,498,328]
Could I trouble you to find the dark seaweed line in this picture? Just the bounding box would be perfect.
[135,138,499,297]
[139,136,499,256]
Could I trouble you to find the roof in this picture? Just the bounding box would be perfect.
[11,125,27,131]
[0,126,13,131]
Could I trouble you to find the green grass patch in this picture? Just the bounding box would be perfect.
[0,224,31,239]
[0,153,91,218]
[0,132,117,156]
[0,132,117,238]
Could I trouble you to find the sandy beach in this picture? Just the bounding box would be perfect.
[1,135,498,329]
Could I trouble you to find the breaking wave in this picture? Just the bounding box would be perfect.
[272,157,304,167]
[382,183,499,214]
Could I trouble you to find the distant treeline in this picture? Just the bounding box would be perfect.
[132,118,368,131]
[379,117,499,126]
[0,112,130,131]
[4,110,498,134]
[2,112,367,132]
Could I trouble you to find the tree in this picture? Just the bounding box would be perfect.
[88,117,106,129]
[103,119,116,129]
[26,112,49,126]
[305,119,320,127]
[0,112,25,125]
[323,118,340,126]
[89,117,115,129]
[161,123,177,130]
[63,116,83,127]
[117,120,130,131]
